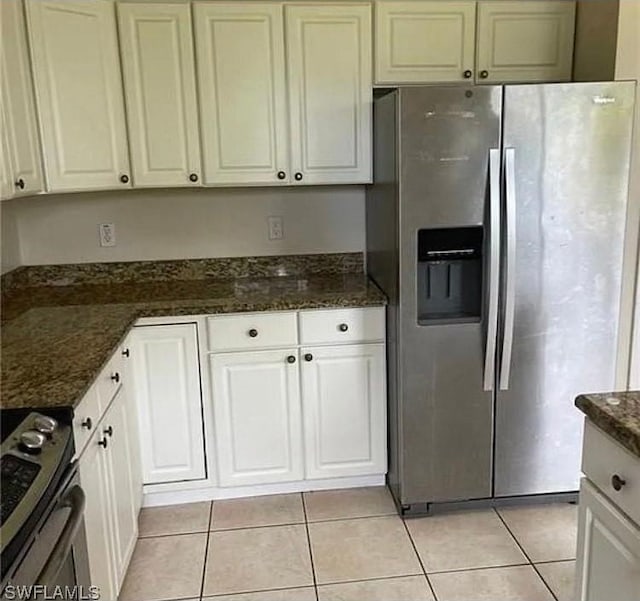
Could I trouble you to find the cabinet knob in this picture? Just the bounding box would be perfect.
[294,172,303,181]
[122,348,130,358]
[120,174,130,184]
[304,353,313,362]
[111,372,120,383]
[81,417,92,430]
[15,178,25,190]
[98,437,108,449]
[103,425,113,438]
[479,70,489,79]
[189,173,199,183]
[338,323,349,332]
[287,355,296,364]
[611,474,626,491]
[248,328,258,338]
[277,171,286,180]
[463,70,472,79]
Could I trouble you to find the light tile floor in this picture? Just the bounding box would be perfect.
[119,487,577,601]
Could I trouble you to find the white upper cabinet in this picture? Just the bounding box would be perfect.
[0,0,44,197]
[26,0,131,191]
[0,115,13,201]
[194,3,289,186]
[375,1,477,84]
[118,3,202,187]
[210,349,304,487]
[286,4,372,184]
[476,1,576,83]
[130,324,207,485]
[301,343,387,479]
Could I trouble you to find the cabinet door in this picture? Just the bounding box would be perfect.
[286,4,372,184]
[476,1,576,83]
[210,349,304,486]
[102,387,138,584]
[575,478,640,601]
[300,344,387,479]
[130,324,206,484]
[118,3,201,188]
[26,0,131,191]
[121,339,143,517]
[79,429,117,601]
[194,3,289,185]
[0,112,13,200]
[0,0,44,197]
[375,1,476,84]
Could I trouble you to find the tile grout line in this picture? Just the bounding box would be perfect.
[492,508,559,601]
[301,492,320,601]
[400,518,439,601]
[199,501,215,601]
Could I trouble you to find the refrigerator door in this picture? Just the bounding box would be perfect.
[397,86,503,504]
[495,82,635,497]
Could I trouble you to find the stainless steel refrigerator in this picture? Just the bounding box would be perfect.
[366,82,635,515]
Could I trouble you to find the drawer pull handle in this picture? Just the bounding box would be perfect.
[103,426,113,438]
[248,329,258,338]
[122,348,130,357]
[287,355,296,364]
[304,353,313,362]
[338,323,349,332]
[98,437,108,449]
[111,372,120,383]
[611,474,626,491]
[81,417,92,430]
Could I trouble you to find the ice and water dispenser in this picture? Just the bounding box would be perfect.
[417,227,483,325]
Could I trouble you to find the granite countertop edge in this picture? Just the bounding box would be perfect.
[1,286,387,412]
[575,392,640,459]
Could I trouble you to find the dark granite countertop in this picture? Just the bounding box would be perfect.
[575,391,640,459]
[1,254,386,411]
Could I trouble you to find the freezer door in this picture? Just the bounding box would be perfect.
[397,86,503,504]
[496,82,635,497]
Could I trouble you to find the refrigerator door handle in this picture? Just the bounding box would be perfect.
[483,148,501,391]
[500,147,517,390]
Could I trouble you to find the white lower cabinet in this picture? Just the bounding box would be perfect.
[130,323,207,485]
[210,349,304,486]
[300,344,386,479]
[79,425,117,601]
[79,385,139,599]
[575,478,640,601]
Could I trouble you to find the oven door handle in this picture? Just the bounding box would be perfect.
[36,485,86,586]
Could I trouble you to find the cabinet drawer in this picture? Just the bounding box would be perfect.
[582,421,640,526]
[96,347,125,412]
[73,384,101,458]
[207,312,298,352]
[299,307,385,345]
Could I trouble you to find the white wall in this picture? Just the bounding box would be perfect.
[1,199,22,274]
[615,0,640,387]
[3,186,365,267]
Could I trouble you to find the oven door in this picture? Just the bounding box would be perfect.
[1,467,91,599]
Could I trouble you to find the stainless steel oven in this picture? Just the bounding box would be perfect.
[1,411,92,599]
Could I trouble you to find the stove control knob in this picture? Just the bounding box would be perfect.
[20,430,47,454]
[34,415,58,436]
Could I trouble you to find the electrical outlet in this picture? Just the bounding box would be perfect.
[99,223,116,247]
[268,216,283,240]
